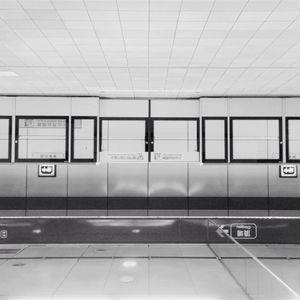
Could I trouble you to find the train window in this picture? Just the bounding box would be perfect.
[0,117,12,162]
[150,118,199,161]
[71,117,97,162]
[100,118,147,161]
[286,117,300,162]
[15,116,69,162]
[202,117,228,162]
[230,117,282,163]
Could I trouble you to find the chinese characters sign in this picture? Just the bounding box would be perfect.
[231,223,257,239]
[217,223,257,240]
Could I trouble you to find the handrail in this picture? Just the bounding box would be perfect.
[209,219,300,299]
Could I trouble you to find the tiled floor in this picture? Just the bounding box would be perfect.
[0,244,299,299]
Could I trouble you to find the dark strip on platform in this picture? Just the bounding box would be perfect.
[1,217,300,244]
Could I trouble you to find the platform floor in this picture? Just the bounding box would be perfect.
[0,244,299,299]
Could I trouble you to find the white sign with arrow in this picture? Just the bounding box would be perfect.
[38,164,56,177]
[216,223,257,240]
[216,225,230,238]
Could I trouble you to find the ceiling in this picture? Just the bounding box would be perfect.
[0,0,300,98]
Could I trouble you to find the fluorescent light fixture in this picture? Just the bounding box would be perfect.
[0,71,18,77]
[100,90,203,93]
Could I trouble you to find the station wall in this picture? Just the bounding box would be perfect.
[1,96,300,217]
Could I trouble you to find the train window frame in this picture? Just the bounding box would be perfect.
[286,117,300,163]
[15,116,69,163]
[202,117,228,163]
[230,117,283,163]
[149,117,200,153]
[71,116,97,163]
[0,116,12,163]
[99,117,149,155]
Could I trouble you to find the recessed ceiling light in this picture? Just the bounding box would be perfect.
[0,71,18,77]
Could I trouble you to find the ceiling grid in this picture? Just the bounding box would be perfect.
[0,0,300,97]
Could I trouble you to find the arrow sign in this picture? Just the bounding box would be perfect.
[38,164,56,177]
[216,223,257,239]
[216,225,230,238]
[280,165,297,178]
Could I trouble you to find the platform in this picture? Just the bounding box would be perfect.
[0,243,300,299]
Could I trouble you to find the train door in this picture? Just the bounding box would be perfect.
[100,118,148,162]
[100,117,148,215]
[150,118,199,162]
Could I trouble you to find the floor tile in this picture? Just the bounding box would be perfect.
[15,244,88,258]
[55,258,112,296]
[179,244,215,257]
[104,258,148,294]
[185,258,248,299]
[149,244,183,257]
[0,258,77,297]
[149,258,196,295]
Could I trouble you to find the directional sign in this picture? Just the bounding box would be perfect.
[231,223,257,239]
[38,164,56,177]
[279,165,297,178]
[216,223,257,240]
[216,225,230,238]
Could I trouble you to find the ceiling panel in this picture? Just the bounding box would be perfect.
[0,0,300,98]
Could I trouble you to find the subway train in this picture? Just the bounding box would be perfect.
[0,96,300,217]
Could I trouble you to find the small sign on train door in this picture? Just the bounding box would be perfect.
[38,164,56,177]
[279,165,297,178]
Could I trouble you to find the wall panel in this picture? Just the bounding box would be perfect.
[68,164,107,197]
[151,100,199,117]
[16,97,70,115]
[72,97,98,116]
[269,164,300,197]
[229,164,268,197]
[108,163,147,197]
[100,99,148,117]
[0,164,26,197]
[27,164,68,197]
[149,163,187,197]
[285,98,300,116]
[189,163,227,197]
[0,97,14,115]
[229,98,282,116]
[108,163,147,216]
[201,98,228,116]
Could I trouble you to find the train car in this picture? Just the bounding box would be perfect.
[1,96,300,217]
